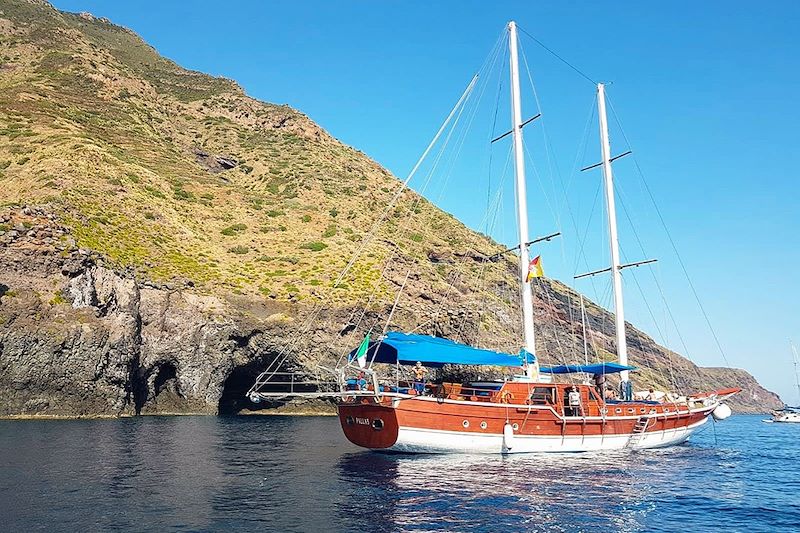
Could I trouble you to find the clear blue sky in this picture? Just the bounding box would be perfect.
[52,0,800,402]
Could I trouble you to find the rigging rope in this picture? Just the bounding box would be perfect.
[606,96,732,368]
[334,74,479,288]
[250,64,488,393]
[517,25,597,86]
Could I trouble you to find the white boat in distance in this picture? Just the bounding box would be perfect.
[765,342,800,423]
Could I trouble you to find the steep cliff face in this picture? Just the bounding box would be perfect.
[0,206,782,416]
[0,207,304,416]
[0,0,782,415]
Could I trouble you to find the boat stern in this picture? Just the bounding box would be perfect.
[337,400,399,450]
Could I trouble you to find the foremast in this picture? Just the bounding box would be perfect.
[508,21,539,379]
[596,83,631,398]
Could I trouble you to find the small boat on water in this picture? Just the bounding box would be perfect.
[764,342,800,424]
[249,21,739,453]
[765,408,800,424]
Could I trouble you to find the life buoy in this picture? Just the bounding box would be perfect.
[501,391,514,404]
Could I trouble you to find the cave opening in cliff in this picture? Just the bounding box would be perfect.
[218,359,272,415]
[154,363,177,396]
[134,362,187,414]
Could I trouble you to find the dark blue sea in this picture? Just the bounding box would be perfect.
[1,414,798,532]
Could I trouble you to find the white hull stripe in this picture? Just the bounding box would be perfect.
[386,418,709,454]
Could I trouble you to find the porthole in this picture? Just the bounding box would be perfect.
[615,408,622,414]
[512,423,519,431]
[627,408,635,414]
[640,408,646,414]
[345,416,354,425]
[649,409,657,415]
[664,408,671,413]
[480,421,488,429]
[372,418,384,431]
[463,420,470,428]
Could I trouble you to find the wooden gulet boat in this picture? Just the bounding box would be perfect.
[249,21,739,454]
[334,331,739,453]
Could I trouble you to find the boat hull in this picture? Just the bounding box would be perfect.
[337,395,713,454]
[770,416,800,423]
[385,419,705,454]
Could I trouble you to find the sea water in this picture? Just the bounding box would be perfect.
[1,414,798,532]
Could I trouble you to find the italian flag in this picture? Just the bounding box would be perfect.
[354,333,370,369]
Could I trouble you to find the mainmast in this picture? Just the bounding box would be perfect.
[792,341,800,403]
[596,83,631,398]
[508,21,539,378]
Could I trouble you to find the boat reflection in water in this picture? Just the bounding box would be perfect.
[336,444,741,532]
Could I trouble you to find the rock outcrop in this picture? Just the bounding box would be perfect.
[0,210,296,416]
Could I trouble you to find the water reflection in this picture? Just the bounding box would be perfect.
[2,415,796,532]
[337,444,750,532]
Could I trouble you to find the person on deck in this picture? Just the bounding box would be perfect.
[567,386,582,416]
[413,361,428,395]
[593,373,606,399]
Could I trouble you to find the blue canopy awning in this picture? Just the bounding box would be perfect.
[540,363,636,375]
[351,332,534,368]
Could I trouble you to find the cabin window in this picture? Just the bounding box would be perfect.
[372,419,384,431]
[529,386,555,405]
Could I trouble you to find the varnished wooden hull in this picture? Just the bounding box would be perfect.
[337,395,713,454]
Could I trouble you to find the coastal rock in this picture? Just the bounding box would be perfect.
[0,222,782,416]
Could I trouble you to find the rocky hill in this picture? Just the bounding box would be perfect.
[0,0,781,416]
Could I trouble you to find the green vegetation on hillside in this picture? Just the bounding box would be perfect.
[0,0,505,304]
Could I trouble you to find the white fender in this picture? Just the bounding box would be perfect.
[712,403,732,421]
[503,423,515,450]
[248,393,261,404]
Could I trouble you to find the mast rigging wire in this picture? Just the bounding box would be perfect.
[606,96,732,367]
[334,74,479,287]
[517,25,597,86]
